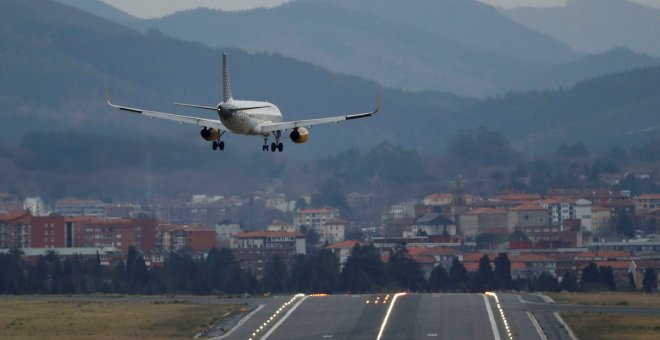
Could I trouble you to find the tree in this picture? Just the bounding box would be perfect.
[448,257,469,292]
[263,255,288,293]
[615,212,635,238]
[533,272,560,292]
[642,268,657,293]
[598,266,616,291]
[473,254,493,292]
[386,248,425,291]
[341,244,387,293]
[428,265,450,292]
[560,271,578,292]
[493,254,512,290]
[580,262,599,289]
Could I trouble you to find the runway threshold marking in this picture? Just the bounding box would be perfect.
[376,292,407,340]
[427,333,438,337]
[322,335,333,338]
[482,293,502,340]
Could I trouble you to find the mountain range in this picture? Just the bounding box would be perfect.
[56,0,660,97]
[1,0,660,159]
[505,0,660,56]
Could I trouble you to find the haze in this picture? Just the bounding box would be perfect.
[101,0,660,18]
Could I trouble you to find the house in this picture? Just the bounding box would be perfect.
[215,223,243,247]
[69,217,157,253]
[326,240,366,268]
[516,219,583,249]
[591,206,612,235]
[635,194,660,214]
[54,199,108,218]
[407,247,460,278]
[0,211,33,248]
[294,208,339,238]
[507,204,548,231]
[405,213,456,237]
[629,259,660,291]
[231,231,306,279]
[459,208,508,236]
[509,254,558,279]
[322,218,348,244]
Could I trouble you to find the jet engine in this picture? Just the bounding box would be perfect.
[200,127,220,141]
[289,127,309,144]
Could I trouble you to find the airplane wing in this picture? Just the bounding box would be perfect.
[106,97,228,131]
[260,97,379,133]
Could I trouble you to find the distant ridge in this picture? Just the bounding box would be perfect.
[505,0,660,56]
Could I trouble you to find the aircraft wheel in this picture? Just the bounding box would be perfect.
[212,141,218,150]
[219,141,225,151]
[271,142,277,151]
[278,143,284,152]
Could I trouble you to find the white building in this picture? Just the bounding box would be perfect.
[23,197,48,216]
[294,208,339,236]
[575,199,593,231]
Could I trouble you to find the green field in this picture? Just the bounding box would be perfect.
[0,298,235,339]
[547,292,660,308]
[561,312,660,340]
[547,292,660,340]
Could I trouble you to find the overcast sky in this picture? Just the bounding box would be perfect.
[102,0,660,18]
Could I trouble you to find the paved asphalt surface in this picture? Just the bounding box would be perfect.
[218,292,660,340]
[18,293,658,339]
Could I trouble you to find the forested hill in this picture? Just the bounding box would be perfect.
[0,0,469,156]
[129,0,660,97]
[1,0,659,158]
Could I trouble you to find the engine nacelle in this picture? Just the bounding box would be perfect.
[290,127,309,144]
[200,127,220,141]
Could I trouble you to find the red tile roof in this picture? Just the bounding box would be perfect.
[298,208,334,214]
[326,240,366,249]
[509,254,555,263]
[578,261,630,270]
[591,206,610,212]
[509,204,547,212]
[0,211,30,223]
[637,194,660,200]
[235,231,305,238]
[407,247,459,256]
[465,207,507,215]
[410,254,436,264]
[575,251,631,259]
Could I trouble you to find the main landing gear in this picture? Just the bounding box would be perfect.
[211,131,226,151]
[263,131,284,152]
[212,140,225,151]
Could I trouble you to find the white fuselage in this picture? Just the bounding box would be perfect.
[219,99,282,136]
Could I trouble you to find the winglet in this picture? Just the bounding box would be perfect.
[104,87,110,104]
[374,95,380,114]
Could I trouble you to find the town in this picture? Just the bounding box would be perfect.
[2,174,659,293]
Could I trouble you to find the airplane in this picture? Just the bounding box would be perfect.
[106,53,379,152]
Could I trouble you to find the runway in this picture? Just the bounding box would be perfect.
[222,292,585,340]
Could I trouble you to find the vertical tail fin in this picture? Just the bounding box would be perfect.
[223,53,232,102]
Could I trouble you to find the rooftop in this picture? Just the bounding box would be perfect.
[235,231,305,238]
[326,240,367,249]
